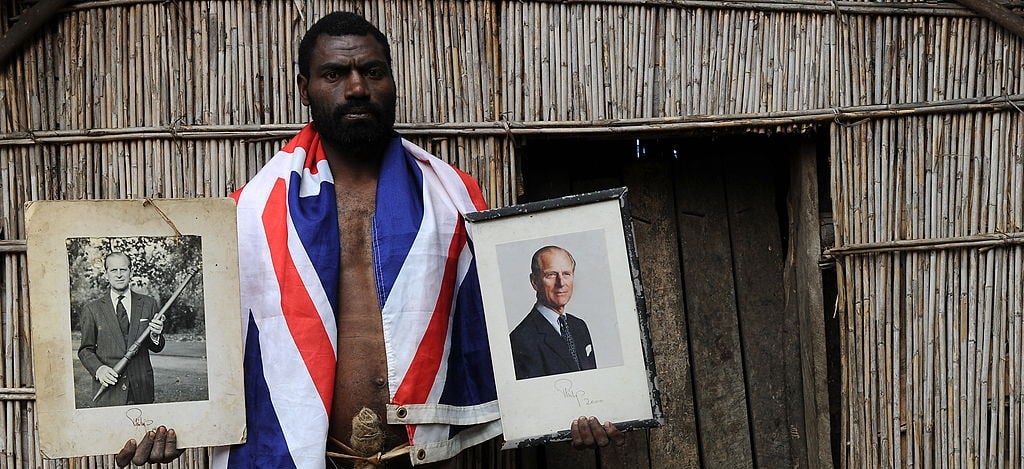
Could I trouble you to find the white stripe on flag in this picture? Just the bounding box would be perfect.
[382,164,459,398]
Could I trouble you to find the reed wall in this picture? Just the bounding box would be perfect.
[831,111,1024,467]
[2,0,1024,467]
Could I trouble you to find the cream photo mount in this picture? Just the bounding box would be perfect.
[26,198,245,459]
[465,188,662,448]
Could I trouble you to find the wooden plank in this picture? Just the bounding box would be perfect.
[623,156,699,468]
[598,430,650,469]
[675,153,754,468]
[723,151,798,468]
[577,147,652,469]
[951,0,1024,39]
[784,142,834,468]
[544,440,599,469]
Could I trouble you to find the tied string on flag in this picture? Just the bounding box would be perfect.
[326,408,410,468]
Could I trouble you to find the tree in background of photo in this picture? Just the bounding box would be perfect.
[67,235,204,336]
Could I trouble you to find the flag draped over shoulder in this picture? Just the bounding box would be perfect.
[211,124,501,468]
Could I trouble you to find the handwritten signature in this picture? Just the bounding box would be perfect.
[554,379,603,407]
[125,408,154,429]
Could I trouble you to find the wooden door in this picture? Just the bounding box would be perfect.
[510,134,833,469]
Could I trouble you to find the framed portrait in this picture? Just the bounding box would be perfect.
[465,187,662,448]
[26,198,245,459]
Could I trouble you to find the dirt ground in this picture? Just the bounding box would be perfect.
[71,333,210,409]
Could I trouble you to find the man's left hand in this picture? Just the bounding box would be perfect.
[570,416,624,449]
[115,426,184,467]
[148,316,164,336]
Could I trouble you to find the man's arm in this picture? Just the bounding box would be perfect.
[78,302,120,386]
[509,330,544,380]
[77,303,103,375]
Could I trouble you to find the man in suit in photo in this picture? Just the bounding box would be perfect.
[510,245,597,380]
[78,251,166,408]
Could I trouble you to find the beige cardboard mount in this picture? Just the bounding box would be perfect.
[26,198,245,459]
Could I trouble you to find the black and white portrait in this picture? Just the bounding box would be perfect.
[27,198,244,459]
[67,236,209,409]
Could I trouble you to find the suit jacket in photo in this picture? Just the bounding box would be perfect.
[77,290,165,407]
[510,307,597,380]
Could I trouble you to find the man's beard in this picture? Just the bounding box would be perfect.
[309,98,396,152]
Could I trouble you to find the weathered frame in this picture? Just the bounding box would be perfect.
[26,198,245,459]
[466,188,662,448]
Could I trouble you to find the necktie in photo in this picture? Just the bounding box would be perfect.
[116,295,129,341]
[558,315,580,369]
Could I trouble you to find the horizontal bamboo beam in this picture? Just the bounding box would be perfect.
[827,231,1024,257]
[2,94,1023,145]
[545,0,981,16]
[0,388,36,400]
[58,0,989,18]
[0,241,27,253]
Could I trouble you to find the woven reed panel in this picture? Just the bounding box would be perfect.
[0,0,502,134]
[831,112,1024,467]
[3,1,1023,134]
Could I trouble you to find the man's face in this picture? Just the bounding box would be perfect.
[298,34,397,151]
[530,250,575,314]
[104,255,131,293]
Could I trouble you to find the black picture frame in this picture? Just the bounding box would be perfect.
[466,188,663,448]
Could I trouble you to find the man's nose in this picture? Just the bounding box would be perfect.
[344,71,369,99]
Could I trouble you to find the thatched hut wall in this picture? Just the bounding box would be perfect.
[2,0,1024,468]
[831,111,1024,467]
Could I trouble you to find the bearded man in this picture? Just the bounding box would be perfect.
[118,12,622,468]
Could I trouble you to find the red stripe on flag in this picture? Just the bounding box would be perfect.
[262,178,336,412]
[455,169,488,211]
[392,217,467,405]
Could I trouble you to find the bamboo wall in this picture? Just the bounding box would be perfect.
[2,0,1024,467]
[831,111,1024,468]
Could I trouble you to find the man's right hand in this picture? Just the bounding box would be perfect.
[115,426,185,467]
[95,365,118,386]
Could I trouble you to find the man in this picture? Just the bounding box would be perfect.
[510,246,597,380]
[119,12,622,468]
[78,252,165,408]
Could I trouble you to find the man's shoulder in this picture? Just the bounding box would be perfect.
[131,291,159,305]
[566,313,590,327]
[82,295,109,310]
[510,308,542,335]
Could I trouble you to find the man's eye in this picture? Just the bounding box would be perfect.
[366,68,387,79]
[324,70,339,81]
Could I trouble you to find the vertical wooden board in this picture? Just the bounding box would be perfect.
[544,441,599,469]
[786,142,834,469]
[598,431,650,469]
[675,154,754,468]
[624,156,699,468]
[723,152,797,469]
[513,445,541,469]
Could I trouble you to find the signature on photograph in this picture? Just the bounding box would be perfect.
[554,379,603,407]
[125,408,154,429]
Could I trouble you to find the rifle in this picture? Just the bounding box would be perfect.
[93,270,197,402]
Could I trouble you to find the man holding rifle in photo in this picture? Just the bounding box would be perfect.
[78,251,165,408]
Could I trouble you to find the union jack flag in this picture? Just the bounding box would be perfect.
[212,124,500,468]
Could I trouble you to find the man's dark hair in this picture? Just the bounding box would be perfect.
[298,11,392,78]
[530,246,576,277]
[104,252,132,270]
